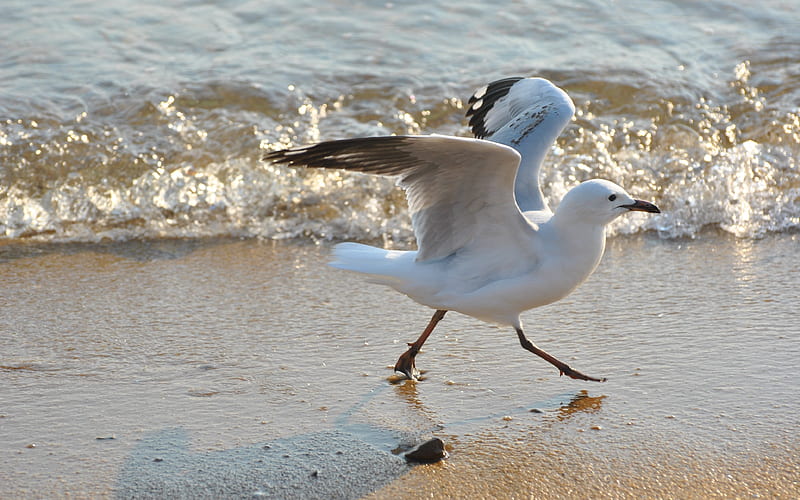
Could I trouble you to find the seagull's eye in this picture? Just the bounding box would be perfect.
[608,194,617,202]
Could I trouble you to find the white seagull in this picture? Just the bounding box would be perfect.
[263,77,660,382]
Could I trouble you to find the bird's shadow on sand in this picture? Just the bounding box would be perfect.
[115,385,605,499]
[115,426,408,499]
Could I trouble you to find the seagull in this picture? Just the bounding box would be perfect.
[263,77,660,382]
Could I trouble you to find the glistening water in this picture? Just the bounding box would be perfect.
[2,0,799,242]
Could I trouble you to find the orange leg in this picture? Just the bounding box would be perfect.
[516,328,606,382]
[394,310,447,380]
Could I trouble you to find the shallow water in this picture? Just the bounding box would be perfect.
[1,235,797,497]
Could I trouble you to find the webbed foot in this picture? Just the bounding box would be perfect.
[394,345,421,380]
[558,364,607,382]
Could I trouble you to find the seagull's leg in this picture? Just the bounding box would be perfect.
[515,328,607,382]
[394,309,447,380]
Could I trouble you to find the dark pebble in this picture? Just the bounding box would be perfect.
[529,408,544,413]
[404,437,448,464]
[153,458,164,462]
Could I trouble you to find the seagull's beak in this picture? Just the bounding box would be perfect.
[621,200,661,213]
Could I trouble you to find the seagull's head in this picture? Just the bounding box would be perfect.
[555,179,660,226]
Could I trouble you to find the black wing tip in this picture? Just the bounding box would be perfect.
[261,136,397,163]
[466,77,525,108]
[260,136,418,174]
[465,77,526,139]
[261,149,282,162]
[261,147,307,164]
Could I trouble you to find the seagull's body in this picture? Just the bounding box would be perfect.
[330,179,606,328]
[263,77,660,382]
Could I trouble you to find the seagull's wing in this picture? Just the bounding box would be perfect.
[466,77,575,212]
[263,135,536,262]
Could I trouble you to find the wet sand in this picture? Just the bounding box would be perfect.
[1,235,798,498]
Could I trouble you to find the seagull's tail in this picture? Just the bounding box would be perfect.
[329,242,416,287]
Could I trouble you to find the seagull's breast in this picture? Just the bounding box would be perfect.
[436,222,607,326]
[436,266,574,327]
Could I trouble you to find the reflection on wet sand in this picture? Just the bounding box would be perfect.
[391,378,607,433]
[555,391,606,421]
[391,379,443,424]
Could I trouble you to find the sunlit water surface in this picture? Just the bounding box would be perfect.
[2,0,799,243]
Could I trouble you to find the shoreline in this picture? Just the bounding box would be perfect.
[1,235,797,498]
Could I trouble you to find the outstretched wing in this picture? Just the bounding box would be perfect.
[263,135,537,262]
[466,77,575,212]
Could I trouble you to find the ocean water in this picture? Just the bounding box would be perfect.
[2,0,799,243]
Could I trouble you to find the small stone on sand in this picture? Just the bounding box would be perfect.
[404,438,448,464]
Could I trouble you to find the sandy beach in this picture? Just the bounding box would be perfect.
[1,235,797,498]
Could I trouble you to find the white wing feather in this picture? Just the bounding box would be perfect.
[263,135,537,262]
[467,77,575,212]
